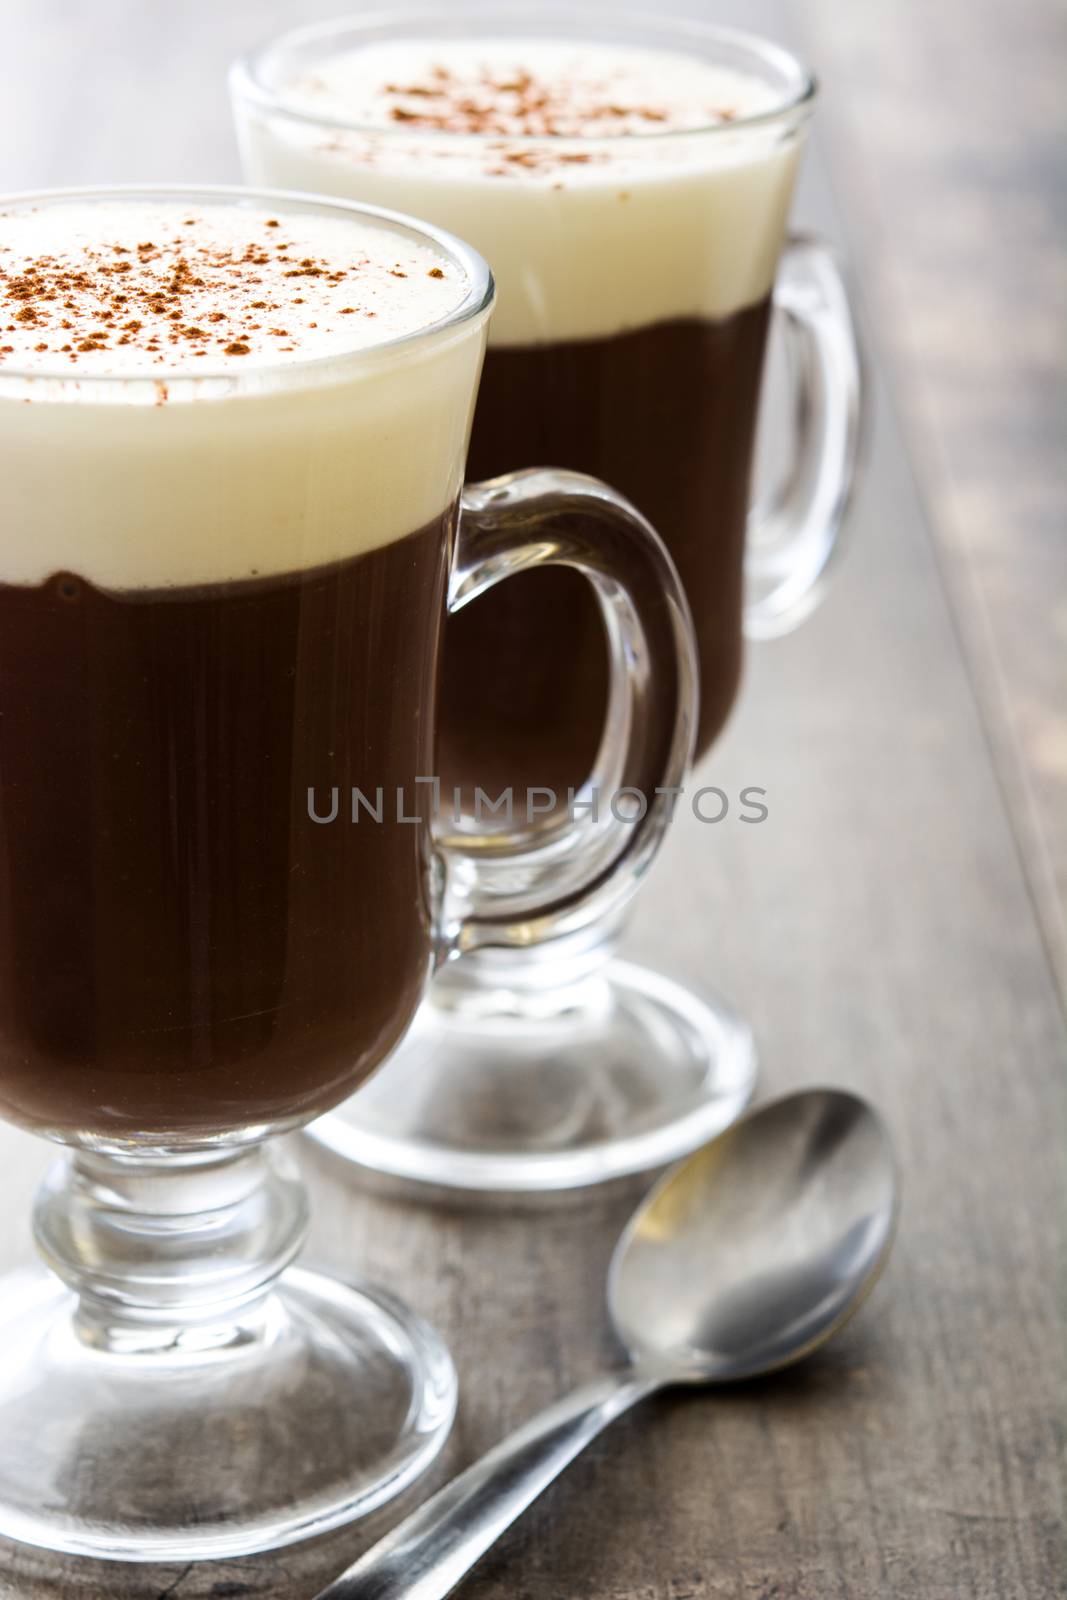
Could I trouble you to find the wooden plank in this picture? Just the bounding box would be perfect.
[0,3,1064,1597]
[794,0,1067,995]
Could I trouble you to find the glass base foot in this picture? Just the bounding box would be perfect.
[308,959,757,1196]
[0,1263,456,1561]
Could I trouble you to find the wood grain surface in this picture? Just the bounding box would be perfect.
[0,3,1063,1598]
[800,0,1067,999]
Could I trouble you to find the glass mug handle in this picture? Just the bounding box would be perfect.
[432,467,697,959]
[744,233,868,640]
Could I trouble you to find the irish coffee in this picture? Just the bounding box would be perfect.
[235,36,802,786]
[0,196,482,1138]
[0,184,706,1551]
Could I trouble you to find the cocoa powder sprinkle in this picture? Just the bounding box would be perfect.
[340,59,741,143]
[0,203,464,372]
[291,48,765,182]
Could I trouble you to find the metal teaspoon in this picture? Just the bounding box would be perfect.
[317,1087,898,1600]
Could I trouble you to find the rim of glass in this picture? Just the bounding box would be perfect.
[0,183,494,392]
[231,7,817,142]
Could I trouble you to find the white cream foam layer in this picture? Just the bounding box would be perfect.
[236,39,805,346]
[0,199,471,373]
[279,40,784,137]
[0,197,487,588]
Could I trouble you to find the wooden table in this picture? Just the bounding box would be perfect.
[1,2,1063,1596]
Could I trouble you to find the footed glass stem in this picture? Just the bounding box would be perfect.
[34,1142,310,1353]
[0,1140,455,1560]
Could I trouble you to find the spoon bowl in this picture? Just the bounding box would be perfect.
[610,1087,897,1382]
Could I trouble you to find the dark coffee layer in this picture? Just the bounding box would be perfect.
[439,299,772,799]
[0,517,450,1139]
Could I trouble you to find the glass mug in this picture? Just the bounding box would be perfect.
[231,9,867,1195]
[0,186,693,1560]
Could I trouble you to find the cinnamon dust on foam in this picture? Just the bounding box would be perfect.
[306,58,740,179]
[0,215,447,370]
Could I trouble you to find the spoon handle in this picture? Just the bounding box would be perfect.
[317,1371,656,1600]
